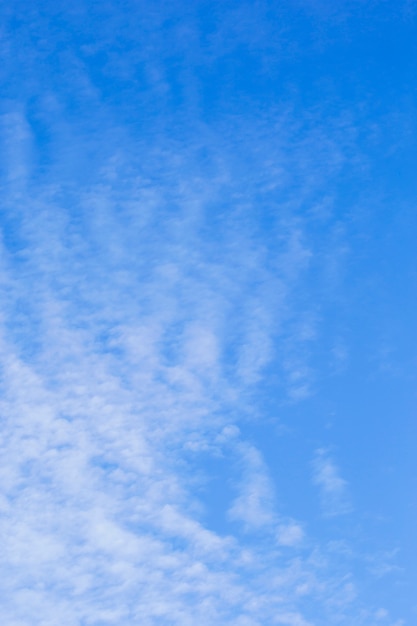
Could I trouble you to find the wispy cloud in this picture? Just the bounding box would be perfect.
[228,442,276,530]
[312,448,352,517]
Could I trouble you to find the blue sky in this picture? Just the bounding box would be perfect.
[0,1,415,624]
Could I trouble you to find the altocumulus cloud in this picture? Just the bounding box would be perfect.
[0,1,410,625]
[0,123,394,626]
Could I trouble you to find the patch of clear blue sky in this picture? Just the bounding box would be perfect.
[1,1,416,624]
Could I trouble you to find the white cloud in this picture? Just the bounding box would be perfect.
[276,522,305,547]
[228,443,276,530]
[312,449,352,516]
